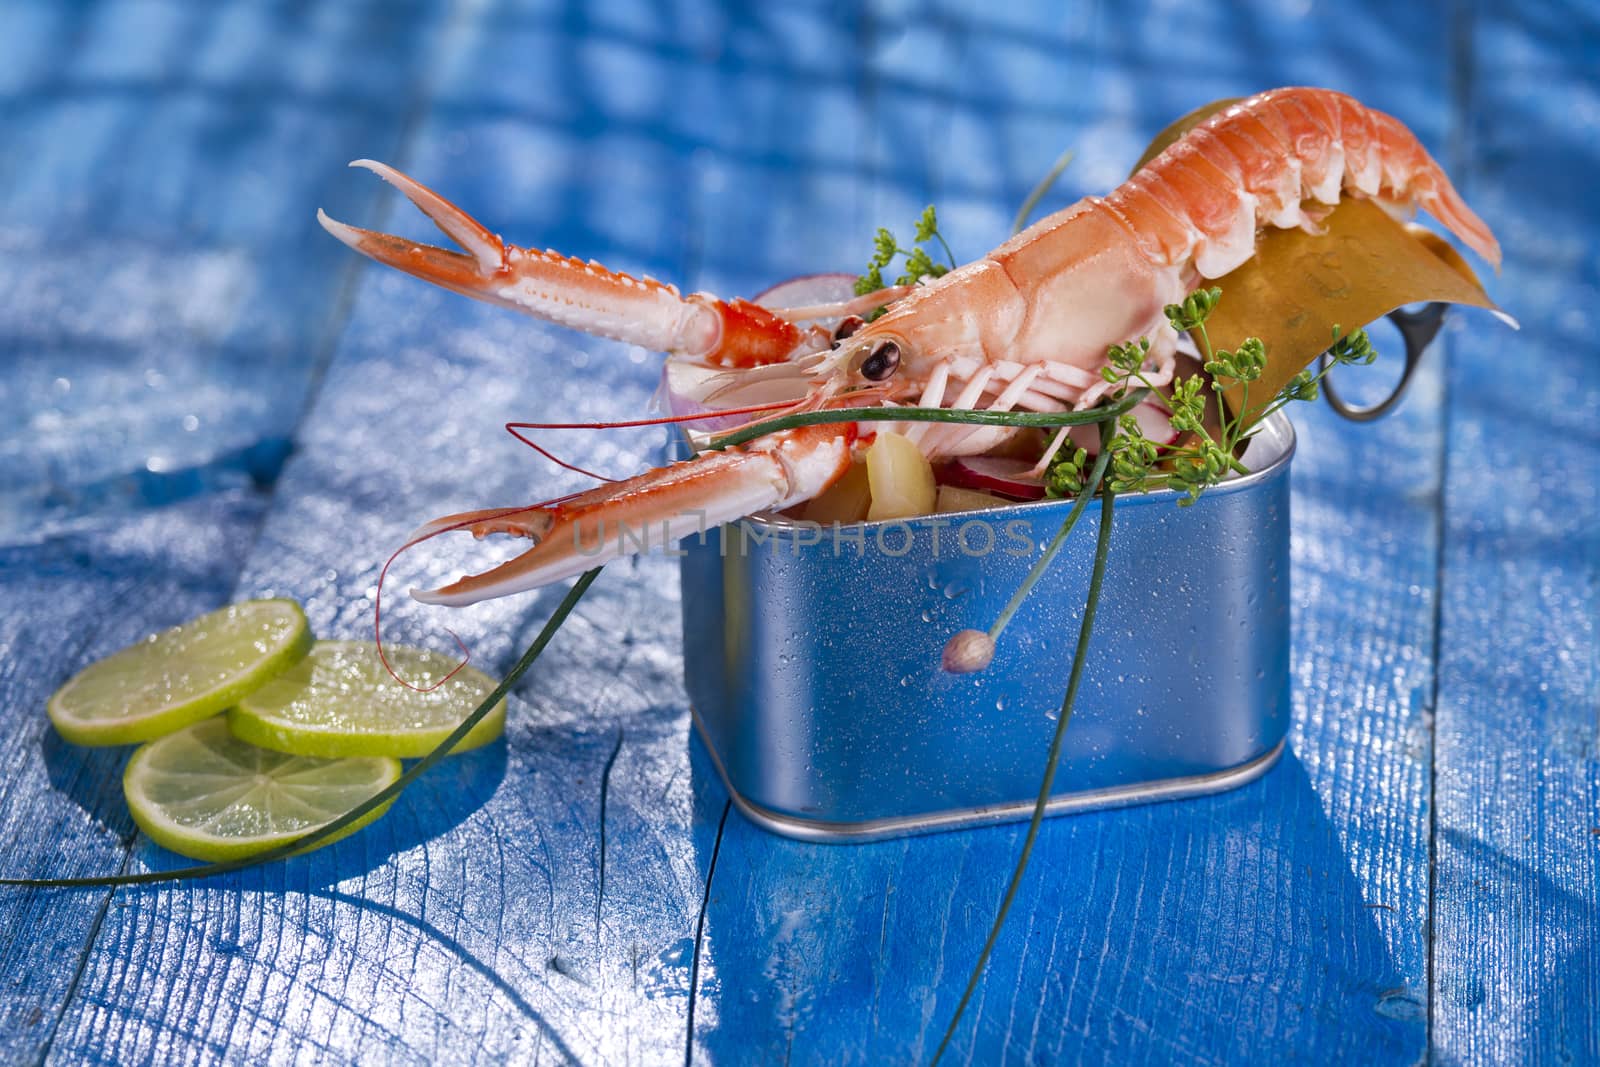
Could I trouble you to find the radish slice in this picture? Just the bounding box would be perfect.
[1131,399,1177,444]
[939,456,1046,501]
[659,361,747,431]
[658,359,812,433]
[752,273,860,312]
[661,360,721,414]
[1069,397,1178,454]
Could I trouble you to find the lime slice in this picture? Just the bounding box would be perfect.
[123,716,401,862]
[48,599,313,746]
[228,641,506,759]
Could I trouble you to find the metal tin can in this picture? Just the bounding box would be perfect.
[680,414,1295,842]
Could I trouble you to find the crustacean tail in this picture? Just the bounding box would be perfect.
[1107,86,1500,278]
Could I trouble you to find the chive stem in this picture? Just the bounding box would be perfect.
[704,389,1147,453]
[1010,148,1076,236]
[930,467,1119,1067]
[986,419,1117,643]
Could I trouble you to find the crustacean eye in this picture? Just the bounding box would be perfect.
[859,340,901,381]
[831,315,866,344]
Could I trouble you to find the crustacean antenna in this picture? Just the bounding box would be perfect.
[501,400,802,483]
[373,493,600,692]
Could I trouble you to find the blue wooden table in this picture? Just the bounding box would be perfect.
[2,1,1595,1063]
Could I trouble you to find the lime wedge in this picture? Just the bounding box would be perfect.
[123,717,400,862]
[228,641,506,759]
[48,599,313,746]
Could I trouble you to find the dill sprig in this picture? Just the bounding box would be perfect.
[1050,287,1381,505]
[855,205,956,300]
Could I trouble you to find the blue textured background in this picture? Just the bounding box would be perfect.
[1,1,1595,1063]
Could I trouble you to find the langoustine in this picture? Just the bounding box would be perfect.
[318,86,1500,607]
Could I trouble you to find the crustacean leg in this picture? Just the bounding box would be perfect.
[407,423,854,607]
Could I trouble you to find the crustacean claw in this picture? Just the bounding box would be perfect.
[319,160,822,365]
[317,160,508,299]
[408,425,854,607]
[355,159,505,274]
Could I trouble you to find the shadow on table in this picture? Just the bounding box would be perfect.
[687,742,1427,1064]
[306,886,586,1064]
[41,727,140,842]
[124,735,510,886]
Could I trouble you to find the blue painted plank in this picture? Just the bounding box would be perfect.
[36,1,726,1062]
[0,494,265,1064]
[0,0,447,528]
[10,0,1587,1063]
[1431,4,1600,1061]
[0,0,450,1061]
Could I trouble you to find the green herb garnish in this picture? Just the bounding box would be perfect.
[855,205,957,307]
[1047,287,1381,506]
[1011,147,1075,236]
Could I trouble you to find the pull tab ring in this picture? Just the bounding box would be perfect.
[1321,302,1448,422]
